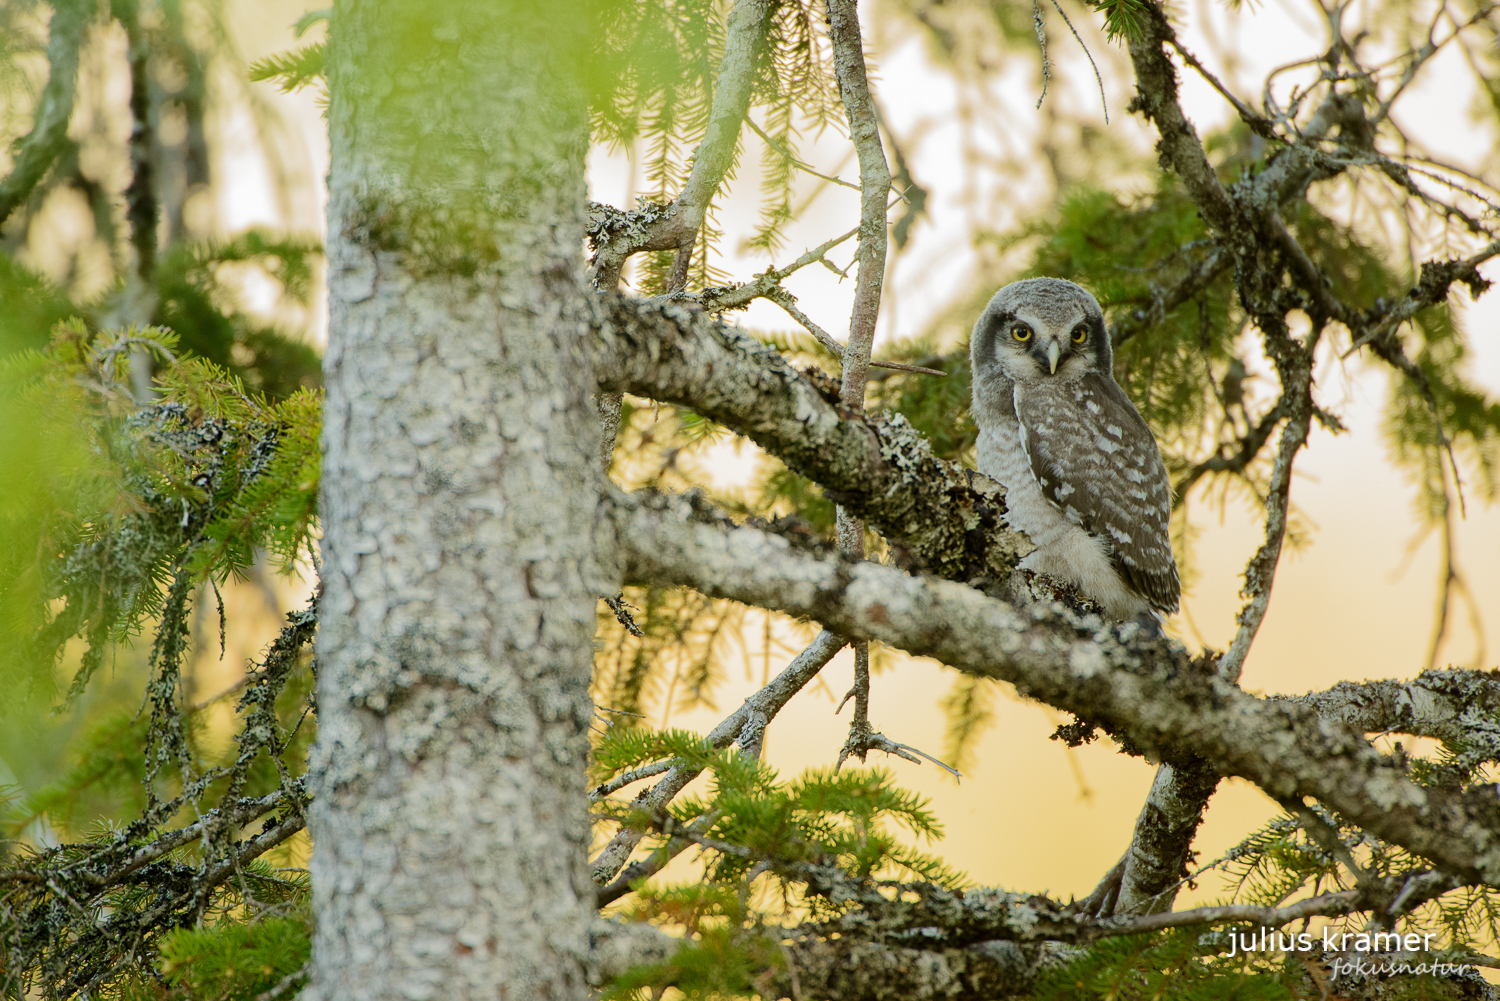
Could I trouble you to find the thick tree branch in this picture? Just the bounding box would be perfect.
[589,293,1033,586]
[586,915,1041,1001]
[608,490,1500,885]
[585,861,1470,1000]
[1283,670,1500,749]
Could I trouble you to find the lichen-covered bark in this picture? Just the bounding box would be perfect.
[585,865,1480,1000]
[587,914,1040,1001]
[1285,671,1500,747]
[310,3,604,998]
[612,492,1500,885]
[590,294,1033,585]
[1113,758,1219,915]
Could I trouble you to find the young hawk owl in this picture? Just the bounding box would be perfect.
[970,278,1180,620]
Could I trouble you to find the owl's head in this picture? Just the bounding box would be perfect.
[970,278,1111,387]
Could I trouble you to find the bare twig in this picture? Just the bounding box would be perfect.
[1127,5,1238,233]
[1369,4,1494,126]
[1173,398,1288,505]
[1344,240,1500,358]
[1425,472,1459,672]
[1167,37,1275,136]
[1031,0,1051,110]
[745,117,862,192]
[767,289,946,376]
[825,0,892,406]
[589,760,674,803]
[697,227,861,312]
[1045,0,1109,123]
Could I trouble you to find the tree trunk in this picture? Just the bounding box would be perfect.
[308,3,602,998]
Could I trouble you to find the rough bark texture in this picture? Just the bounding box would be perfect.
[1113,758,1219,915]
[590,294,1034,585]
[1288,671,1500,745]
[613,492,1500,884]
[310,4,604,998]
[826,0,891,402]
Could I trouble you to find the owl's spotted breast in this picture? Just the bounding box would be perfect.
[969,277,1180,620]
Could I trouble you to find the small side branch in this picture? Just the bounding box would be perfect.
[825,0,893,404]
[1218,380,1313,684]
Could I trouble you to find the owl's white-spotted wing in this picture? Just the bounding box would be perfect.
[1013,372,1180,614]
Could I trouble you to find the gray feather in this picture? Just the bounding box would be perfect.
[970,278,1181,618]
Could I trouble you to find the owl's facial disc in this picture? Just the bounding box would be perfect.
[1008,306,1089,380]
[972,278,1111,390]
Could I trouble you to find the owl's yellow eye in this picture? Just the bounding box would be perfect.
[1072,324,1088,344]
[1011,324,1032,342]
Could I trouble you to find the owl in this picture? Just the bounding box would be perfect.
[970,278,1180,621]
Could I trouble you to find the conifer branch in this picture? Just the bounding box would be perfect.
[587,0,776,290]
[590,630,845,895]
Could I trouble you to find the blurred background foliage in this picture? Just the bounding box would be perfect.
[0,0,323,995]
[0,0,322,393]
[1,0,1499,996]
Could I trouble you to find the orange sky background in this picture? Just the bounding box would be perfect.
[219,0,1500,906]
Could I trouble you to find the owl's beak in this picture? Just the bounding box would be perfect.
[1045,340,1061,374]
